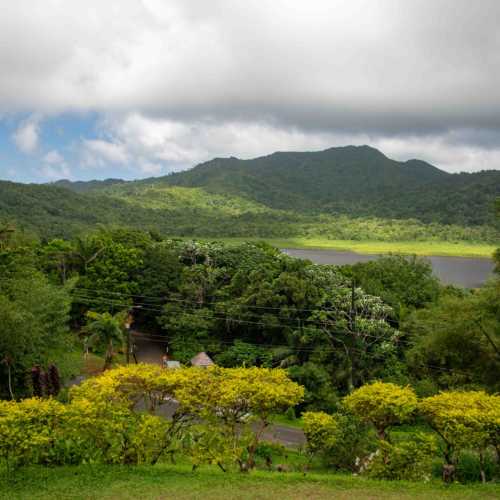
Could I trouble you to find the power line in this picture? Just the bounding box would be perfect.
[72,291,406,345]
[60,291,479,378]
[72,286,360,315]
[129,333,474,377]
[1,278,474,376]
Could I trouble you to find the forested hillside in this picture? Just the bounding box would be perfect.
[1,146,499,243]
[57,146,500,227]
[159,146,500,226]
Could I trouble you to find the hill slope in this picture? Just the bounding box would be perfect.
[0,146,498,245]
[58,146,499,227]
[160,146,498,226]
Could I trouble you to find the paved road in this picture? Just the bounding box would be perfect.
[152,400,305,448]
[131,330,168,364]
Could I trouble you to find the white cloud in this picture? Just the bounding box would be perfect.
[12,116,40,153]
[43,149,65,164]
[86,112,500,174]
[1,1,500,175]
[138,160,163,175]
[0,1,499,133]
[81,139,130,167]
[40,163,71,180]
[40,148,72,180]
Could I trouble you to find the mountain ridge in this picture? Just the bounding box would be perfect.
[1,145,499,240]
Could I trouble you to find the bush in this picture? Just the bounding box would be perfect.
[365,432,437,481]
[0,365,304,471]
[455,450,499,484]
[254,441,287,467]
[419,391,500,482]
[303,411,338,457]
[303,410,375,471]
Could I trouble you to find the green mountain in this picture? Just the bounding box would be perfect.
[1,146,499,242]
[53,178,125,193]
[160,146,498,226]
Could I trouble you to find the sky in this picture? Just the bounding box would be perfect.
[1,1,500,183]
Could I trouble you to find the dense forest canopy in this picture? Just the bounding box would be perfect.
[1,224,499,405]
[1,146,499,242]
[1,211,499,484]
[64,145,500,226]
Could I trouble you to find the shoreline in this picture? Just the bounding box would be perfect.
[179,237,496,259]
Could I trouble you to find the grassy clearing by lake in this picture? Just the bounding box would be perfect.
[2,464,499,500]
[191,237,496,258]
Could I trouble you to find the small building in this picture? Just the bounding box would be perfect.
[190,351,214,368]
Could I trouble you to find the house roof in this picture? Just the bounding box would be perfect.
[190,351,214,367]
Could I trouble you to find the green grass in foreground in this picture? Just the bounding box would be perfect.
[202,238,497,258]
[2,464,499,500]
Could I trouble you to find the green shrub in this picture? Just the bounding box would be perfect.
[254,441,287,467]
[455,450,498,484]
[413,378,439,398]
[303,410,375,472]
[365,432,438,481]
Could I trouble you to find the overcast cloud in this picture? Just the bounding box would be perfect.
[1,0,500,179]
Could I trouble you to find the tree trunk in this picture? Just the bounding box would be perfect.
[479,452,486,484]
[104,340,114,370]
[7,364,14,400]
[442,444,456,483]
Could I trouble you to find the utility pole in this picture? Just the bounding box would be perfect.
[349,279,356,334]
[346,279,356,393]
[126,328,130,364]
[125,313,133,364]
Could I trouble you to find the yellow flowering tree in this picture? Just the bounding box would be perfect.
[70,364,195,464]
[343,381,417,440]
[0,365,304,470]
[419,391,500,482]
[175,366,304,471]
[302,411,338,457]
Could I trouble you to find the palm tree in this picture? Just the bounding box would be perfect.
[83,311,127,370]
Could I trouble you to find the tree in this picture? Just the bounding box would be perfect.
[0,263,72,398]
[83,311,127,370]
[70,364,304,470]
[343,255,440,320]
[158,304,217,362]
[73,230,144,316]
[38,239,77,284]
[176,366,304,471]
[215,340,272,368]
[306,271,398,393]
[405,287,500,391]
[288,363,338,413]
[419,391,500,483]
[302,411,339,457]
[343,381,417,441]
[494,198,500,274]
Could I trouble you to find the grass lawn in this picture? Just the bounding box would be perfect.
[2,464,499,499]
[182,237,496,258]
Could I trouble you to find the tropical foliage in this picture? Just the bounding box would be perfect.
[0,365,303,471]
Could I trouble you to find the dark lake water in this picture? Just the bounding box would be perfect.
[282,249,495,288]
